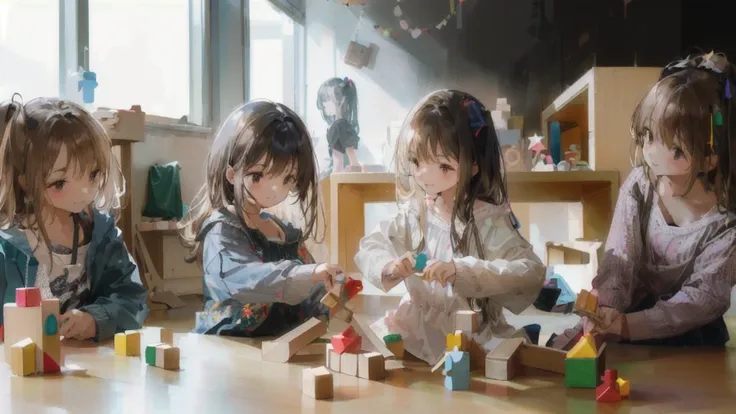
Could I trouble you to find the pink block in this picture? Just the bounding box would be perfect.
[16,287,42,307]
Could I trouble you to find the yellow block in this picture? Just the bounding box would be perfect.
[446,330,467,351]
[11,338,36,376]
[566,333,597,359]
[617,377,630,397]
[114,331,141,356]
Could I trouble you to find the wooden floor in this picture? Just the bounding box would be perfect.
[2,294,736,413]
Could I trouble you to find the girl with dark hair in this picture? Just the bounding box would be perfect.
[552,51,736,349]
[355,90,545,365]
[316,77,361,172]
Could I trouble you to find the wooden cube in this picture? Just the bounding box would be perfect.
[15,288,42,308]
[160,328,174,345]
[11,338,36,376]
[328,345,341,372]
[114,331,141,356]
[334,307,353,323]
[340,352,359,376]
[155,344,180,370]
[358,352,385,380]
[302,366,333,400]
[3,303,43,368]
[455,310,479,334]
[485,338,524,381]
[145,343,165,366]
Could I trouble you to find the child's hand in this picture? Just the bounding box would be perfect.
[583,306,625,342]
[422,259,457,286]
[312,263,343,291]
[60,309,97,340]
[383,252,416,279]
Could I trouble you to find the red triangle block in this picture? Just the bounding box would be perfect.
[596,383,622,403]
[43,352,61,373]
[0,323,4,341]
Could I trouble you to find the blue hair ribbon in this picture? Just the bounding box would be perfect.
[462,98,487,138]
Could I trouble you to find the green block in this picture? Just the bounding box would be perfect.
[145,345,157,366]
[565,357,601,388]
[383,334,402,344]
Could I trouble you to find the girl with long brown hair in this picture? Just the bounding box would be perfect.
[179,100,341,336]
[355,90,545,365]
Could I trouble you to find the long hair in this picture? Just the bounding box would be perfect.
[630,51,736,213]
[316,77,360,134]
[0,95,124,249]
[179,100,323,265]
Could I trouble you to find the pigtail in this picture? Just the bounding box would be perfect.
[342,77,360,135]
[0,97,24,229]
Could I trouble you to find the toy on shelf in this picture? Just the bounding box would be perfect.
[114,330,141,357]
[596,369,630,403]
[3,287,63,375]
[491,98,512,130]
[145,343,180,371]
[565,333,607,388]
[303,366,334,400]
[383,334,404,360]
[485,337,524,381]
[528,134,556,172]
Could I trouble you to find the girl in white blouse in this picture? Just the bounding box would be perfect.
[354,90,545,365]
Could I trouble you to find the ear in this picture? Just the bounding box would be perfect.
[225,166,236,186]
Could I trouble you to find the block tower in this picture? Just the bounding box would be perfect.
[3,287,63,375]
[565,333,605,388]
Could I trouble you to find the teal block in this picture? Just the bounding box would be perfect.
[565,357,601,388]
[145,345,157,366]
[444,351,470,391]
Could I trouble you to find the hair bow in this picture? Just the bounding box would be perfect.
[461,98,487,138]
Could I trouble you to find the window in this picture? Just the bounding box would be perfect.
[0,0,59,99]
[88,0,189,119]
[248,0,304,114]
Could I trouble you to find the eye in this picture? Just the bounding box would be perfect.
[439,164,454,173]
[247,172,263,183]
[89,169,100,181]
[673,147,685,160]
[409,157,419,166]
[283,175,296,185]
[48,180,66,191]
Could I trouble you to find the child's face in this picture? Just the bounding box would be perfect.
[642,134,691,176]
[410,151,459,196]
[44,144,100,214]
[323,99,337,117]
[242,158,297,209]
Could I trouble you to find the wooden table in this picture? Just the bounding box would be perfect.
[2,295,735,413]
[329,171,619,273]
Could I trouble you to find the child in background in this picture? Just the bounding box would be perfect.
[0,96,148,341]
[355,90,545,364]
[179,100,342,337]
[552,52,736,349]
[316,77,362,172]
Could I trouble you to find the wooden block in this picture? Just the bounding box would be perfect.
[160,328,174,345]
[340,352,359,376]
[616,377,630,397]
[329,347,341,372]
[320,292,339,309]
[41,299,61,372]
[261,317,327,363]
[358,352,385,380]
[155,344,180,370]
[3,303,43,368]
[350,314,394,360]
[15,288,42,308]
[485,338,524,380]
[334,306,353,323]
[565,357,600,388]
[11,338,36,376]
[331,326,361,354]
[574,290,600,322]
[302,366,333,400]
[145,343,164,366]
[443,351,470,391]
[383,334,404,360]
[0,323,4,341]
[567,333,597,359]
[114,331,141,356]
[446,330,468,352]
[519,343,566,374]
[468,337,487,371]
[455,310,479,334]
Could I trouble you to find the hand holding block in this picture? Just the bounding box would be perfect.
[302,366,334,400]
[574,290,601,323]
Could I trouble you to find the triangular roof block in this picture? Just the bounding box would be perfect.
[566,333,597,359]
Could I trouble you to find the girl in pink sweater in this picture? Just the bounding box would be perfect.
[552,51,736,348]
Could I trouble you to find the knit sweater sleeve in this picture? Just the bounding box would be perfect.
[591,167,647,311]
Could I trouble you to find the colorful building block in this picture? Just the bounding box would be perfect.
[344,278,363,300]
[11,338,36,376]
[566,333,597,359]
[455,310,479,335]
[443,350,470,391]
[40,299,61,373]
[446,330,468,352]
[414,252,428,271]
[114,330,141,356]
[616,377,630,397]
[331,326,361,354]
[596,369,622,402]
[574,289,599,322]
[0,323,4,341]
[358,352,385,380]
[565,342,606,388]
[145,343,164,366]
[302,366,333,400]
[383,334,404,360]
[334,306,353,323]
[155,344,180,370]
[3,302,43,370]
[15,287,42,308]
[160,328,174,345]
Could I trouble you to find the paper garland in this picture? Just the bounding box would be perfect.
[375,0,464,40]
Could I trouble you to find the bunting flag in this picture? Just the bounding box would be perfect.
[385,0,461,40]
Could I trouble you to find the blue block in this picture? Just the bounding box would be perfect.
[414,252,428,271]
[443,351,470,391]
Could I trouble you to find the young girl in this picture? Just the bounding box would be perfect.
[0,96,148,341]
[316,77,361,172]
[551,52,736,349]
[355,90,546,364]
[179,99,342,337]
